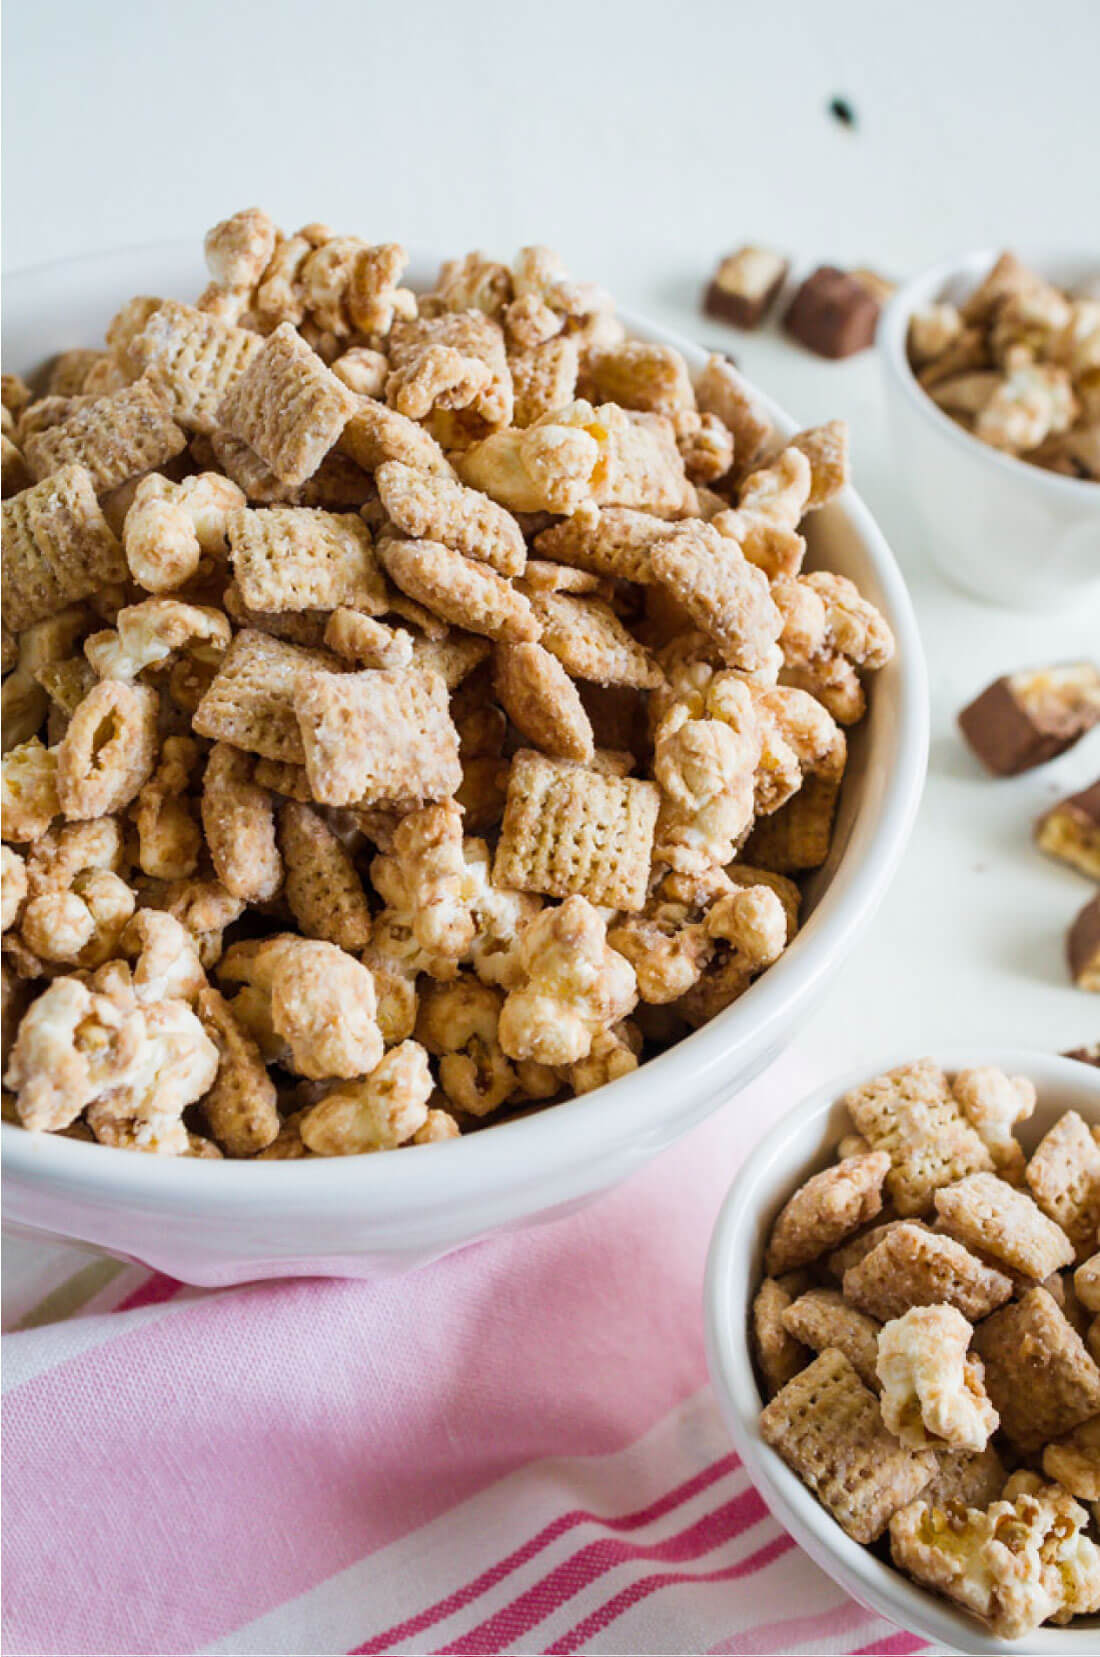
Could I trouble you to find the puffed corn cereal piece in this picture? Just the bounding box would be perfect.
[55,679,159,819]
[299,1040,432,1154]
[497,895,636,1066]
[217,323,358,486]
[201,743,283,903]
[23,378,187,493]
[2,464,127,632]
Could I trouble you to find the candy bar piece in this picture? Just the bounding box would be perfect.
[294,667,461,808]
[1068,894,1100,992]
[842,1221,1013,1324]
[1064,1041,1100,1067]
[958,663,1100,776]
[2,464,127,630]
[493,749,659,912]
[217,322,358,487]
[759,1349,935,1543]
[23,379,187,492]
[1025,1111,1100,1260]
[703,246,789,330]
[192,628,338,763]
[972,1287,1100,1450]
[783,267,880,359]
[934,1171,1075,1280]
[1037,780,1100,879]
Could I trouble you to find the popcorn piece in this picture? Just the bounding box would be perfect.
[299,1041,432,1155]
[597,407,693,515]
[415,976,517,1116]
[789,420,851,510]
[193,629,339,763]
[973,1288,1100,1450]
[55,679,158,819]
[217,323,358,486]
[323,609,414,670]
[204,207,278,292]
[379,537,538,644]
[494,750,659,911]
[23,379,187,492]
[1,846,28,933]
[674,881,789,1026]
[566,1019,640,1095]
[773,570,895,726]
[295,667,461,807]
[908,304,965,367]
[534,501,670,584]
[843,1059,994,1217]
[498,895,636,1066]
[493,641,595,763]
[228,506,385,614]
[132,736,202,881]
[246,935,383,1080]
[752,1277,810,1395]
[457,400,611,515]
[675,409,734,484]
[843,1220,1013,1324]
[3,739,61,843]
[339,396,455,479]
[935,1171,1076,1281]
[760,1349,936,1544]
[143,876,244,969]
[385,343,491,421]
[370,800,474,970]
[653,674,761,873]
[1075,1252,1100,1313]
[877,1306,998,1452]
[388,310,512,429]
[951,1066,1035,1181]
[2,464,127,632]
[1026,1110,1100,1260]
[131,301,263,434]
[531,590,661,689]
[651,521,782,672]
[607,896,713,1005]
[331,347,390,400]
[765,1151,890,1275]
[411,1107,460,1144]
[712,447,811,580]
[200,743,283,903]
[19,818,134,969]
[890,1481,1100,1638]
[123,471,245,593]
[120,909,205,1006]
[375,461,526,578]
[976,361,1077,454]
[781,1288,881,1391]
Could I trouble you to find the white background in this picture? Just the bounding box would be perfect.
[5,0,1100,1069]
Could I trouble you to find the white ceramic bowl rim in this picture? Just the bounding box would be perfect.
[705,1046,1100,1656]
[1,241,928,1214]
[880,247,1100,500]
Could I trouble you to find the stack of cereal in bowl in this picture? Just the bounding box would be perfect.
[707,1052,1100,1649]
[0,210,923,1280]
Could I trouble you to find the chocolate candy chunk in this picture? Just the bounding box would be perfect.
[1037,779,1100,879]
[783,266,880,359]
[1064,1042,1100,1067]
[959,663,1100,776]
[1068,894,1100,992]
[704,246,789,330]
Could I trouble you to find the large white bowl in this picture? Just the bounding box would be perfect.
[704,1048,1100,1656]
[879,249,1100,611]
[1,243,927,1284]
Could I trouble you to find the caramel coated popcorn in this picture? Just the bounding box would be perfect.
[2,209,893,1158]
[754,1059,1100,1640]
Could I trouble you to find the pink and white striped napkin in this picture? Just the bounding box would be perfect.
[2,1052,932,1656]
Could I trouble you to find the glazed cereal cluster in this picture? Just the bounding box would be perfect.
[753,1058,1100,1640]
[0,207,894,1160]
[907,252,1100,479]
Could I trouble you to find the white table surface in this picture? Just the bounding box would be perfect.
[4,0,1099,1075]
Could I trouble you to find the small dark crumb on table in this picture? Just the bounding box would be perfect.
[828,96,857,129]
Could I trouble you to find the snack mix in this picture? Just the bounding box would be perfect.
[907,252,1100,480]
[1,207,895,1160]
[754,1058,1100,1640]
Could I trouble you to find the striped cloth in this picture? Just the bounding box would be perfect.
[2,1052,932,1656]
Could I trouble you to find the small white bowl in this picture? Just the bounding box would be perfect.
[704,1047,1100,1655]
[1,242,927,1284]
[879,250,1100,610]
